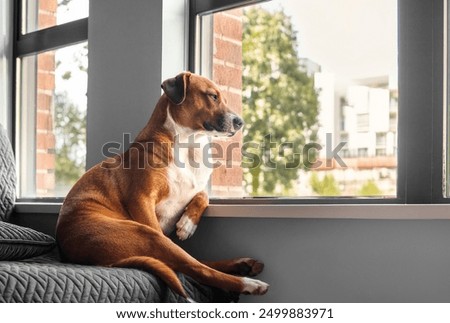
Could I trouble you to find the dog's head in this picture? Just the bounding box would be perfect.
[161,72,244,137]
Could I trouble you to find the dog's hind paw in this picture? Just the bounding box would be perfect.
[230,258,264,277]
[241,277,269,295]
[176,213,197,240]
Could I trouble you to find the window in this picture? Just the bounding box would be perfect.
[190,0,448,206]
[193,0,398,199]
[21,0,88,33]
[356,114,370,132]
[14,0,88,198]
[358,148,368,158]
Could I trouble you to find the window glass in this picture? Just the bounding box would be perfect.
[198,0,398,198]
[21,0,89,34]
[16,42,87,197]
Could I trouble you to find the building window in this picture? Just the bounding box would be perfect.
[14,0,88,198]
[356,114,370,132]
[358,148,369,158]
[376,132,387,147]
[193,0,398,199]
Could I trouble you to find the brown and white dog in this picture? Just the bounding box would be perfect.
[56,72,269,300]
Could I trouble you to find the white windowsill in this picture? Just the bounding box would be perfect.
[13,202,450,220]
[205,204,450,220]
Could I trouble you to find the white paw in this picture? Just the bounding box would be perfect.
[176,214,197,241]
[242,277,269,295]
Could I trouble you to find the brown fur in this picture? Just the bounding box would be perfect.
[56,72,268,299]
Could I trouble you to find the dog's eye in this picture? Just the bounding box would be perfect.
[209,94,218,102]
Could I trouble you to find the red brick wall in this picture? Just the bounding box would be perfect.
[38,0,57,29]
[210,9,244,197]
[36,0,57,196]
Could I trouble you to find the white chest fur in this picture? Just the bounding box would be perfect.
[156,109,212,235]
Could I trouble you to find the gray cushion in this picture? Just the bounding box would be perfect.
[0,124,15,221]
[0,254,238,302]
[0,221,55,261]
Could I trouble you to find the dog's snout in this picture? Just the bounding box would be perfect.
[233,116,244,130]
[203,113,243,137]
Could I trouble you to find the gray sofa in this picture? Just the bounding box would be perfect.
[0,124,235,303]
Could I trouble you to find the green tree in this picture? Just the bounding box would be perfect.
[54,38,87,193]
[242,7,319,196]
[358,180,383,196]
[309,173,341,196]
[54,93,86,189]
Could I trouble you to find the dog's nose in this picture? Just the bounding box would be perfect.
[233,116,244,130]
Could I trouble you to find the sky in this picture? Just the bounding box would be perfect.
[54,0,89,111]
[261,0,397,84]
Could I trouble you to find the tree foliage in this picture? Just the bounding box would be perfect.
[54,93,86,188]
[242,7,319,196]
[358,180,383,196]
[309,173,341,196]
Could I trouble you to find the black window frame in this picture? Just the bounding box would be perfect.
[189,0,449,206]
[12,0,88,202]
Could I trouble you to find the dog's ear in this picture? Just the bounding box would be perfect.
[161,73,189,105]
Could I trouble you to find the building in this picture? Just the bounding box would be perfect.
[300,69,398,196]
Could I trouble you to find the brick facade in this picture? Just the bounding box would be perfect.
[35,0,57,196]
[210,9,244,197]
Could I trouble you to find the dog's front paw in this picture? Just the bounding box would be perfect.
[176,213,197,240]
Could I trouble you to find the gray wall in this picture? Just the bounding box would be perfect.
[80,0,450,303]
[179,217,450,302]
[87,0,163,168]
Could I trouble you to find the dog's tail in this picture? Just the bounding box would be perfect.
[112,256,189,300]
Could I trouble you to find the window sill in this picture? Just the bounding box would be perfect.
[15,202,62,214]
[205,204,450,219]
[13,202,450,220]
